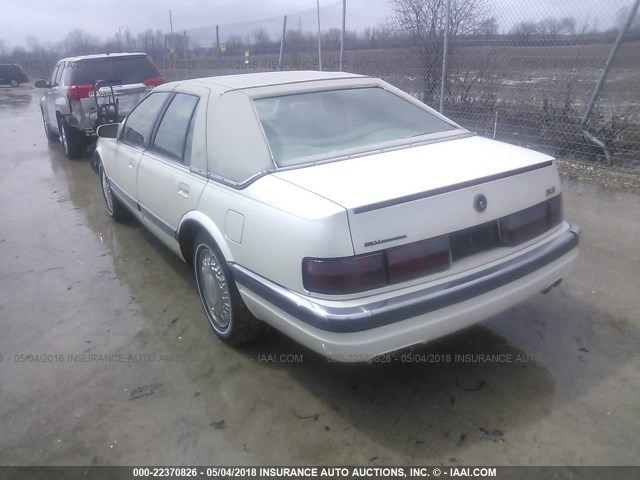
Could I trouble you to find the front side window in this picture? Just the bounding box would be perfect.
[253,87,455,166]
[151,93,199,164]
[121,92,171,148]
[50,64,61,86]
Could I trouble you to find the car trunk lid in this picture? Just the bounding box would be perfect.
[272,135,561,255]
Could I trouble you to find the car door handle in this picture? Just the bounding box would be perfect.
[128,161,135,169]
[178,182,190,198]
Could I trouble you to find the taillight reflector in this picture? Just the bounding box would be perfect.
[500,195,563,245]
[303,253,386,295]
[67,84,95,101]
[386,235,451,283]
[143,77,166,87]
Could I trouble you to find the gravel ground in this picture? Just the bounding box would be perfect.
[558,159,640,193]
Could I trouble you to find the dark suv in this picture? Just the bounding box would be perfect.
[35,53,164,159]
[0,63,28,87]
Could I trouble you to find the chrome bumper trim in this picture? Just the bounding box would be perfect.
[229,225,580,333]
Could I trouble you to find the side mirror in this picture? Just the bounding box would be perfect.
[96,123,119,139]
[34,79,48,88]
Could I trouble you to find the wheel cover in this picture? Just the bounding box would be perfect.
[100,168,114,214]
[196,247,232,331]
[10,80,19,87]
[60,122,68,153]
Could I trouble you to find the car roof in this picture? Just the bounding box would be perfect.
[159,70,368,93]
[57,52,149,63]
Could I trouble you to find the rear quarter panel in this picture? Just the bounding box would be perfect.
[192,175,354,295]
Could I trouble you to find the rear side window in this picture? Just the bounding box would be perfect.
[121,92,171,147]
[64,56,160,85]
[151,94,199,164]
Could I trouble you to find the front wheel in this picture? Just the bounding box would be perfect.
[10,79,20,87]
[193,233,268,345]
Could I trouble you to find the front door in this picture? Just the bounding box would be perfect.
[110,91,172,208]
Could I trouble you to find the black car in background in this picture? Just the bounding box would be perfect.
[0,63,29,87]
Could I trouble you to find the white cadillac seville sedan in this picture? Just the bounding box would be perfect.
[95,71,579,361]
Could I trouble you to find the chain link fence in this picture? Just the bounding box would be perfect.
[6,1,635,167]
[169,0,639,168]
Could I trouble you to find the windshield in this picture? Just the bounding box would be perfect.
[64,56,160,86]
[253,87,455,166]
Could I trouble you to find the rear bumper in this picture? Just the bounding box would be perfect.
[232,224,580,360]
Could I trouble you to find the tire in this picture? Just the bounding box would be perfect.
[58,116,84,159]
[99,162,131,222]
[193,232,268,346]
[41,110,58,142]
[10,79,19,87]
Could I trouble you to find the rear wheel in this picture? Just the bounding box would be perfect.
[99,162,131,222]
[58,117,83,159]
[193,232,268,345]
[10,79,19,87]
[41,110,58,142]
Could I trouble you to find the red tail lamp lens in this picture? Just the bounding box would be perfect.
[500,195,563,245]
[143,77,166,87]
[303,253,386,294]
[67,84,95,100]
[387,235,451,283]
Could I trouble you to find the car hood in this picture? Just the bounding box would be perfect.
[271,135,553,211]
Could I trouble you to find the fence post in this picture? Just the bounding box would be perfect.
[183,31,188,79]
[339,0,346,71]
[439,0,451,113]
[581,0,640,127]
[169,9,177,81]
[317,0,322,71]
[279,15,287,71]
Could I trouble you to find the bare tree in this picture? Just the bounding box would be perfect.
[538,17,560,39]
[63,29,100,56]
[477,16,498,36]
[394,0,491,102]
[559,17,577,37]
[510,21,538,37]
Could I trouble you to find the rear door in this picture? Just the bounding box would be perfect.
[45,63,63,128]
[136,88,208,246]
[108,91,172,209]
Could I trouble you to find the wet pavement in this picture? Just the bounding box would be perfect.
[0,85,639,466]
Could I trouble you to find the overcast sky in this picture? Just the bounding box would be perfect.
[0,0,630,48]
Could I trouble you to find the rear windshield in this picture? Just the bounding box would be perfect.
[253,87,455,166]
[64,56,160,86]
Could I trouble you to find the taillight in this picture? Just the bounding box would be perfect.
[67,84,95,101]
[387,236,450,283]
[500,195,563,246]
[303,236,452,294]
[143,77,165,87]
[303,253,386,295]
